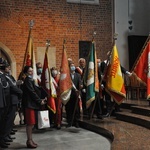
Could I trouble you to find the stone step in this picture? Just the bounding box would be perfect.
[120,102,136,110]
[131,105,150,117]
[121,100,150,110]
[116,111,150,129]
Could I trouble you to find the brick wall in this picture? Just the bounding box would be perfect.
[0,0,112,77]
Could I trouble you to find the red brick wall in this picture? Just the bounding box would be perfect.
[0,0,112,77]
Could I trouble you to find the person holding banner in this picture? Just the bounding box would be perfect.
[22,66,47,148]
[75,58,87,114]
[100,50,132,117]
[50,67,62,129]
[65,62,82,127]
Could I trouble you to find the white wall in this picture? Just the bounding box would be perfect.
[128,0,150,35]
[114,0,150,70]
[114,0,129,69]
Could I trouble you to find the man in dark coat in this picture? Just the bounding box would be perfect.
[66,62,82,127]
[75,58,87,114]
[3,62,22,142]
[100,56,132,116]
[0,58,11,148]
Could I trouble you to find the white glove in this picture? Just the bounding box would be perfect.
[101,84,104,89]
[125,71,132,76]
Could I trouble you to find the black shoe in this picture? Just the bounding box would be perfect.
[74,123,79,128]
[10,131,15,135]
[97,115,103,119]
[12,129,17,132]
[4,142,10,145]
[10,136,16,140]
[103,113,110,118]
[8,135,16,140]
[4,137,13,142]
[66,123,71,128]
[0,141,8,148]
[1,139,10,145]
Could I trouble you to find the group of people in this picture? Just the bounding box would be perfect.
[0,58,22,148]
[0,59,47,148]
[0,53,131,148]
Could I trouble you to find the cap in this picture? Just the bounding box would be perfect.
[0,58,10,70]
[0,58,5,66]
[3,60,10,67]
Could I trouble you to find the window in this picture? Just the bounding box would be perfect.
[67,0,99,5]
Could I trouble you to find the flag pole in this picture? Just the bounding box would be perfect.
[45,39,51,98]
[18,20,34,79]
[21,20,34,71]
[87,32,100,120]
[100,33,118,85]
[71,91,80,126]
[103,33,118,117]
[40,39,51,98]
[45,39,50,53]
[89,34,99,120]
[131,33,150,72]
[89,93,98,120]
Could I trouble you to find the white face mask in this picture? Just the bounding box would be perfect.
[28,75,33,78]
[98,62,101,67]
[70,66,75,71]
[52,70,58,76]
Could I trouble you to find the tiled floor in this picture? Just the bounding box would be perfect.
[83,117,150,150]
[82,99,150,150]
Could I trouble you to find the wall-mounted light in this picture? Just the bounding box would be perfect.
[129,26,133,30]
[128,20,133,30]
[128,20,132,25]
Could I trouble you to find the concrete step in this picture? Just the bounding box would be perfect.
[131,105,150,117]
[120,102,136,110]
[116,111,150,129]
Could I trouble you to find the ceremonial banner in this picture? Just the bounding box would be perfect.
[23,36,38,85]
[105,44,126,104]
[59,43,72,105]
[85,42,99,108]
[132,40,150,99]
[41,48,56,113]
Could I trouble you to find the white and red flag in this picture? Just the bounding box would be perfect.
[41,47,56,113]
[132,39,150,99]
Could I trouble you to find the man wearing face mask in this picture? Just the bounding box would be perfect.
[51,67,62,129]
[75,58,87,114]
[65,62,82,128]
[36,62,43,85]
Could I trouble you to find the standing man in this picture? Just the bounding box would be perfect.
[75,58,87,114]
[4,62,22,140]
[66,62,82,127]
[0,58,11,148]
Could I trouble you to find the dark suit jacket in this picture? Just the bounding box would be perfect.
[5,74,23,105]
[0,80,6,108]
[71,72,82,91]
[22,76,42,110]
[0,72,10,106]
